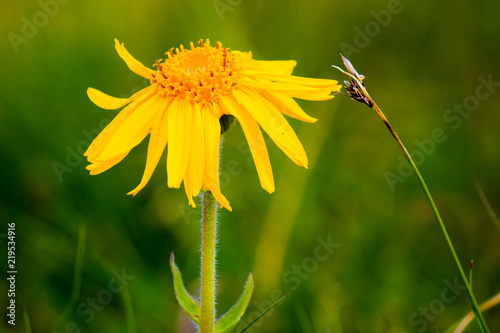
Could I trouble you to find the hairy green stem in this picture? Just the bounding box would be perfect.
[200,191,217,333]
[372,102,490,333]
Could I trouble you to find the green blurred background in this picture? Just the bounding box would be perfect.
[1,0,499,332]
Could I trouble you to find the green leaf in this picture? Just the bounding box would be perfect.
[170,252,201,324]
[215,273,254,333]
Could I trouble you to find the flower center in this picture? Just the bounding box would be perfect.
[151,39,243,104]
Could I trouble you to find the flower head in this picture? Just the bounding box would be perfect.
[85,39,341,210]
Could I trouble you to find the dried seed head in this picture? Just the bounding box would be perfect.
[344,77,373,107]
[332,54,373,108]
[341,54,365,82]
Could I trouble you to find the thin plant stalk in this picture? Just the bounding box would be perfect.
[333,57,490,333]
[448,291,500,333]
[474,179,500,233]
[371,93,490,333]
[122,287,136,333]
[200,190,217,333]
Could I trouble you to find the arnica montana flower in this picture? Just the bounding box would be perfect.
[85,39,341,211]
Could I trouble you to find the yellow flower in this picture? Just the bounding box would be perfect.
[85,39,341,211]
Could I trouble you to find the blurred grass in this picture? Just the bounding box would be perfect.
[1,0,500,332]
[55,223,86,329]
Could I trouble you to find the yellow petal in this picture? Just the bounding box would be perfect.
[181,103,205,208]
[233,87,308,168]
[211,190,231,212]
[201,104,232,211]
[87,85,155,110]
[220,95,275,193]
[127,98,171,196]
[201,105,220,191]
[167,98,193,189]
[246,71,341,90]
[98,94,165,159]
[235,77,334,101]
[183,167,196,208]
[246,59,297,76]
[259,90,318,123]
[87,151,130,175]
[114,38,155,79]
[190,103,205,197]
[85,89,157,160]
